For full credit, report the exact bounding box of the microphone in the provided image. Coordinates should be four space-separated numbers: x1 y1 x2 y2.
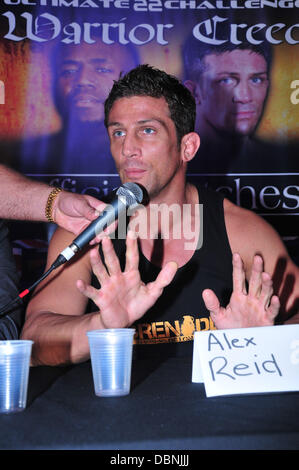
50 182 144 269
0 182 145 318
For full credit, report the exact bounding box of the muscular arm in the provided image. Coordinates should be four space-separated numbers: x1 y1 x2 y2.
22 229 177 366
224 199 299 323
20 228 105 366
0 165 52 221
0 164 103 234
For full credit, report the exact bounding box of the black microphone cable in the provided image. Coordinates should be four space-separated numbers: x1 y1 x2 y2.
0 263 57 318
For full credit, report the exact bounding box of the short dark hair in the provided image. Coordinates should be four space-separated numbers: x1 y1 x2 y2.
183 35 272 81
104 64 196 146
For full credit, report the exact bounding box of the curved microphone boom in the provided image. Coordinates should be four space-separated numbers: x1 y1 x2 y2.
0 183 144 318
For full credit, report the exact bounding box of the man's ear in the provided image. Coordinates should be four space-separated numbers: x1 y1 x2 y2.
184 80 201 104
181 132 200 163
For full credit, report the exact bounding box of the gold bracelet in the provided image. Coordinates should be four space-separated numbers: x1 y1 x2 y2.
45 187 63 223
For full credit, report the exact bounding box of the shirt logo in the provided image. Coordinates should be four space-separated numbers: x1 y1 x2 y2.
134 315 216 345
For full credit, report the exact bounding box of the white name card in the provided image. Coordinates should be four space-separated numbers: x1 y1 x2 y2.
192 324 299 397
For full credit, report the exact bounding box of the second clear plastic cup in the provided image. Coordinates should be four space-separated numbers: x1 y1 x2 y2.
87 329 135 397
0 340 33 413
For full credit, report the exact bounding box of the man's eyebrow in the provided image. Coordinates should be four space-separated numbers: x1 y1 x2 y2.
108 118 168 128
215 70 268 76
250 71 268 76
139 118 167 126
60 58 107 66
90 58 108 64
60 59 80 67
107 121 122 128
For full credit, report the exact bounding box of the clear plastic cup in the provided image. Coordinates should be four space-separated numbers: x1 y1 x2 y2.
0 340 33 413
87 329 135 397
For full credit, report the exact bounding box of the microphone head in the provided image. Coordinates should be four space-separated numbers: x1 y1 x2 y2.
116 182 145 207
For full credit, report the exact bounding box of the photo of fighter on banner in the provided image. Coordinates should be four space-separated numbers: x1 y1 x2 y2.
0 2 298 289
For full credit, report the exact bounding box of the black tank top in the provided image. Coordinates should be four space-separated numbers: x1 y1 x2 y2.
90 186 233 358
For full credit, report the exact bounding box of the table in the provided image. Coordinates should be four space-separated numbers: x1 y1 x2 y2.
0 355 299 450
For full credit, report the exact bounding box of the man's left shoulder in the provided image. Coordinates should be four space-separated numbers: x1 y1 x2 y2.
223 197 257 222
223 198 279 239
223 197 288 265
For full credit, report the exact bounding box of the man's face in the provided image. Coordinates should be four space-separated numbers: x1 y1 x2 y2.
107 96 183 200
55 42 134 123
195 49 269 136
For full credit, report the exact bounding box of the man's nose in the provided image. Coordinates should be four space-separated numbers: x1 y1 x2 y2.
122 132 140 158
75 65 95 87
233 80 252 103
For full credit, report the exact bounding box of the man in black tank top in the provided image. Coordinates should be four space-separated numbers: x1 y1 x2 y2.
89 186 233 358
21 65 299 367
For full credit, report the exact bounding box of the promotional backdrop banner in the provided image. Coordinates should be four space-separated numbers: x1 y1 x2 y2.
0 1 298 282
